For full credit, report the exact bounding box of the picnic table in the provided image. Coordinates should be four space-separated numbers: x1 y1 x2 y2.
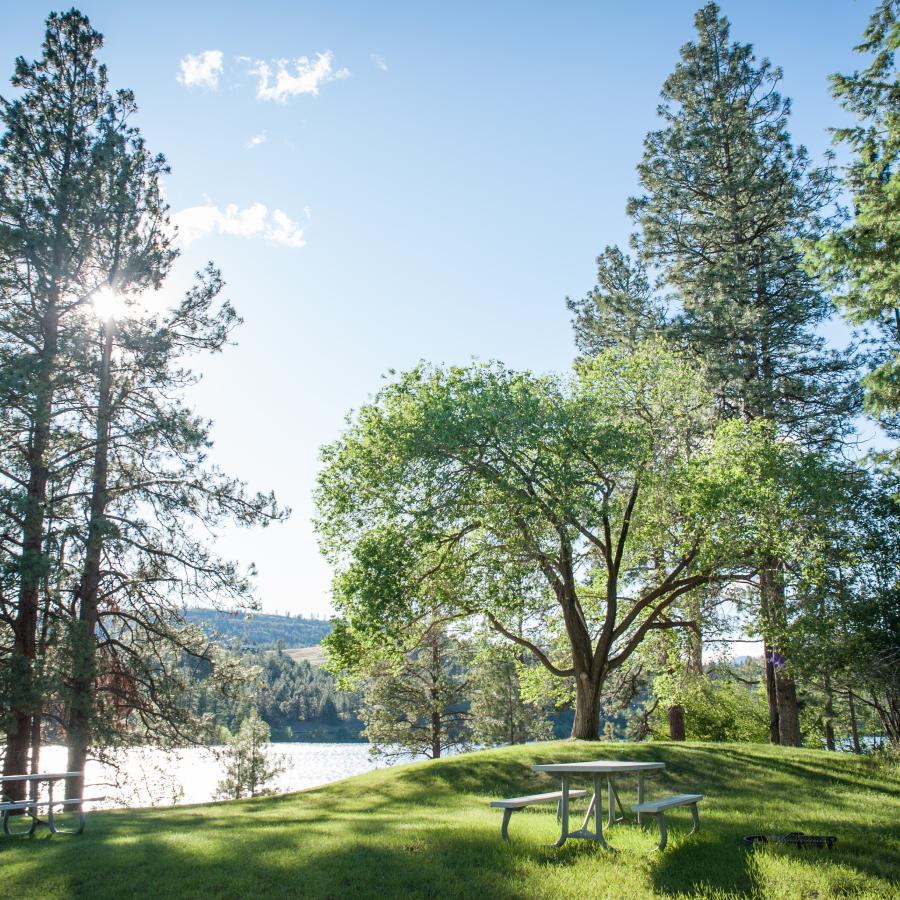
0 771 100 836
531 759 665 849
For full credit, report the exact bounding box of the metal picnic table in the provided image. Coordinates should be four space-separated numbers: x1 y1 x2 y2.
0 771 90 835
532 759 665 849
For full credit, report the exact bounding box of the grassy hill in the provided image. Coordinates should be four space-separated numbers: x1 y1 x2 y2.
285 645 328 666
3 741 897 898
184 608 330 649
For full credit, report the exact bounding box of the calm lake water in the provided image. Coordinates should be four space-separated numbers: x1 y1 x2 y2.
37 742 405 809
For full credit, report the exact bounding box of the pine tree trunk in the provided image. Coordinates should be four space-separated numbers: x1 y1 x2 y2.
66 322 114 800
775 669 801 746
571 673 601 740
431 709 441 759
430 631 442 759
760 559 801 746
823 672 836 752
848 689 862 754
668 704 686 741
763 637 780 744
3 304 58 802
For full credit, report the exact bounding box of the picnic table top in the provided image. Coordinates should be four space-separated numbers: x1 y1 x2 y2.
0 771 81 783
532 760 665 774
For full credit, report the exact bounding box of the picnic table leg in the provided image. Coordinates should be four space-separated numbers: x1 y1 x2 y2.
2 810 37 836
46 778 55 832
500 808 513 841
654 812 668 851
592 775 610 850
606 778 625 826
637 772 645 826
689 802 700 835
551 775 570 847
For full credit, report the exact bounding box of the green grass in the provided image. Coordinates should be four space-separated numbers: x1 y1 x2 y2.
2 741 898 898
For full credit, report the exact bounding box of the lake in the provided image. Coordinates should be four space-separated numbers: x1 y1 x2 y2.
37 742 406 809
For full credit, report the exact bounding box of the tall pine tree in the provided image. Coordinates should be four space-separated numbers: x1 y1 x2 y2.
0 11 173 797
627 2 857 745
807 0 900 464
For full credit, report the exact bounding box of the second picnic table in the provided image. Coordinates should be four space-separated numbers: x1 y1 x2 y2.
531 759 665 849
0 771 95 836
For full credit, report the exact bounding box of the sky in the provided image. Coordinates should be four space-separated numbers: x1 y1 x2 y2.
0 0 878 618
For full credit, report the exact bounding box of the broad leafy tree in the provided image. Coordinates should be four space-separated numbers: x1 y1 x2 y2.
316 343 786 739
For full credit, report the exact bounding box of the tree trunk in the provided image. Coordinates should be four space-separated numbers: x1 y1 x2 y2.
760 559 801 746
823 672 836 752
3 305 58 802
774 669 802 746
668 704 686 741
66 321 114 800
763 637 780 744
848 689 862 754
571 673 602 740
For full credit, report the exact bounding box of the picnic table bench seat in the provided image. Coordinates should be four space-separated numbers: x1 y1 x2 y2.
491 789 588 840
631 792 703 850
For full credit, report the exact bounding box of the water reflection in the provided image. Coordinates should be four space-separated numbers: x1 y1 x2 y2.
37 743 409 809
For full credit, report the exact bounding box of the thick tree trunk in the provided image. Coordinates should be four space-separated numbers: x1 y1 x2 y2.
763 637 780 744
759 560 801 746
774 669 801 746
571 674 602 740
3 305 58 802
668 704 686 741
66 322 114 800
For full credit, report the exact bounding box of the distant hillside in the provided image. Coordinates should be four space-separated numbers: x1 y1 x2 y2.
185 608 331 649
286 645 328 667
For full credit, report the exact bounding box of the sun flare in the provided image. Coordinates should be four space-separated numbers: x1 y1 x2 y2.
92 286 128 322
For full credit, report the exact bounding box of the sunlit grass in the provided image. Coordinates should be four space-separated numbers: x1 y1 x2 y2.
1 741 897 898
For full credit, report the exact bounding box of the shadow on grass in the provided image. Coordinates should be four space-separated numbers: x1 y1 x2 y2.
2 742 898 899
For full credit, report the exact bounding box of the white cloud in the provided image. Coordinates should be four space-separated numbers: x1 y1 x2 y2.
247 132 267 148
371 54 388 72
251 51 349 102
173 203 306 249
177 50 224 89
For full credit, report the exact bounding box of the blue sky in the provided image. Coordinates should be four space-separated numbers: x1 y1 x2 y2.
1 1 875 617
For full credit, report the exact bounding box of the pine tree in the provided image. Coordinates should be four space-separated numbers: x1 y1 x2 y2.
216 710 284 800
0 11 173 798
627 2 857 745
807 0 900 463
566 245 666 358
357 623 470 760
467 631 552 747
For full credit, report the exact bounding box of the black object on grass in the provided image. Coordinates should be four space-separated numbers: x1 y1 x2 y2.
743 832 837 850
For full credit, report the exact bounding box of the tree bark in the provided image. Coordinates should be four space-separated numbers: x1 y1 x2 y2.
759 559 801 746
762 637 780 744
3 304 58 802
66 321 114 800
571 673 602 740
848 689 862 754
823 671 836 752
668 704 686 741
774 669 802 746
